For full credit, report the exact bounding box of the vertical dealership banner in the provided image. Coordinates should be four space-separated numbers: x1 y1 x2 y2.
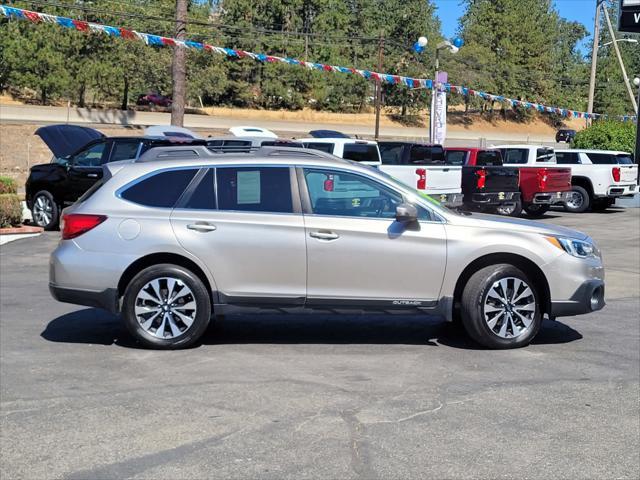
431 72 448 145
619 0 640 33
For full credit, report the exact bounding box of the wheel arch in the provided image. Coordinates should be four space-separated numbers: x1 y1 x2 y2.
452 253 551 317
571 176 594 197
118 252 214 301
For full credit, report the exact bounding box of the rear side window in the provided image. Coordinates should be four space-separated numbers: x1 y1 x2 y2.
556 152 581 164
586 153 633 165
343 143 381 162
121 169 198 208
216 167 292 213
444 150 467 166
110 140 141 162
536 148 556 163
476 151 502 166
304 142 335 154
501 148 529 164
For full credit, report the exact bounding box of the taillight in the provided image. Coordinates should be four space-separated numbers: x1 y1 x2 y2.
323 174 334 192
537 169 548 190
476 169 487 189
612 167 621 182
62 214 107 240
416 168 427 190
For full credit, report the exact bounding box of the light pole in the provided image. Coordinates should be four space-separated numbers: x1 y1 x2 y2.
600 38 638 47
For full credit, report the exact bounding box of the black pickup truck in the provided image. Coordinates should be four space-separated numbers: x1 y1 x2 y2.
26 125 206 229
444 148 521 216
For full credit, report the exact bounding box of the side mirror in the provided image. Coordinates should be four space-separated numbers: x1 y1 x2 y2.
396 203 418 223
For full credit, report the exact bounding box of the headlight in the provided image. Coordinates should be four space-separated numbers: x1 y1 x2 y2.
545 236 599 259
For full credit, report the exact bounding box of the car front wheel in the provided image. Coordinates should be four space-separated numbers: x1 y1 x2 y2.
460 264 542 349
122 264 211 349
31 190 59 230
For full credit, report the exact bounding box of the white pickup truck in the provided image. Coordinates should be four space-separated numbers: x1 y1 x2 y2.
299 137 463 207
555 149 638 212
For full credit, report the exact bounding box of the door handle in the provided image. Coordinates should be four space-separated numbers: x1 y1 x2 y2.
187 223 217 232
309 231 339 240
87 173 99 178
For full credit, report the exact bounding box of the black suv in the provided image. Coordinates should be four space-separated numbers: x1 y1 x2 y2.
26 125 205 229
555 129 576 143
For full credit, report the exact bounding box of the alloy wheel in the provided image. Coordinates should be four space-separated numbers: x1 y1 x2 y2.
134 277 197 339
483 277 536 339
566 191 584 210
33 195 53 227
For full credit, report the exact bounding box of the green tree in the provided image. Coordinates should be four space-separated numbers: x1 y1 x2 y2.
573 119 636 153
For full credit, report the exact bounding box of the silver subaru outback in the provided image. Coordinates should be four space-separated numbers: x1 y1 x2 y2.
49 146 605 350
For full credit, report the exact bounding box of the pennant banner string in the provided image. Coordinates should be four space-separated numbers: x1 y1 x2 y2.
0 6 635 122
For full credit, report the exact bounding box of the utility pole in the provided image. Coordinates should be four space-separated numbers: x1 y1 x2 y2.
374 33 384 141
171 0 188 127
587 0 602 117
602 3 638 111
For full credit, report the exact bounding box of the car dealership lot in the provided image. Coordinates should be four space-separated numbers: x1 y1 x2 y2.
1 208 639 479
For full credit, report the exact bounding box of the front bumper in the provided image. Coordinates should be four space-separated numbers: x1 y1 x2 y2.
465 191 520 206
550 280 605 317
49 283 120 314
533 191 571 204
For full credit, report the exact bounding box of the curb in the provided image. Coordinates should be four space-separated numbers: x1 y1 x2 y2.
0 225 44 235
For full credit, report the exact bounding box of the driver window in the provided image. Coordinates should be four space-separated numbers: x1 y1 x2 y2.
303 168 404 219
72 142 106 167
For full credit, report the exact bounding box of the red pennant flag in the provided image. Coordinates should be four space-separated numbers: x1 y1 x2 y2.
24 11 41 23
161 37 176 46
72 20 89 31
323 64 333 72
119 28 135 39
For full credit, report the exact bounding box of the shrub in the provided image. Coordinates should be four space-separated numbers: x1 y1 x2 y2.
0 194 23 228
572 120 636 153
0 176 17 194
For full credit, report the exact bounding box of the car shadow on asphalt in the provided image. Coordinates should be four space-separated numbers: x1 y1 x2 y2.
41 308 583 350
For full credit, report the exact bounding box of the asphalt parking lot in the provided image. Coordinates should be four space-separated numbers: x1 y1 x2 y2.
1 207 639 479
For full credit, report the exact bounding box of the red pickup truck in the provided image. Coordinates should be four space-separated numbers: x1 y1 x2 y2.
494 145 573 217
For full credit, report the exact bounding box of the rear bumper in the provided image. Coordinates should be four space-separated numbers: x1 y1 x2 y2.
49 283 120 314
550 280 605 318
465 191 520 206
532 191 571 204
434 193 464 207
605 184 637 197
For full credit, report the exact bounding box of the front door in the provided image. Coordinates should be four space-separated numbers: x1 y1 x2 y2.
171 166 307 305
300 167 447 308
64 141 109 204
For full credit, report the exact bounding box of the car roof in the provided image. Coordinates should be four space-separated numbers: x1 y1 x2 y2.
297 137 378 145
492 144 553 149
379 141 442 147
556 149 630 155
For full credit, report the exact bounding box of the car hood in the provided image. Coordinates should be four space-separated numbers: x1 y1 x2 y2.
35 124 104 158
447 211 588 240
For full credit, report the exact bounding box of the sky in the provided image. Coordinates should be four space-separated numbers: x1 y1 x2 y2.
433 0 597 53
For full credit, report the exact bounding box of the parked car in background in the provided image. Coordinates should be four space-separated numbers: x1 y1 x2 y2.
136 92 172 107
26 125 206 230
494 145 572 217
445 148 521 216
556 149 638 212
297 136 381 164
49 145 605 350
207 136 303 151
377 142 463 207
555 129 576 143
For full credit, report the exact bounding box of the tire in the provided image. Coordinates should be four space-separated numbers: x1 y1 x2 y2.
494 198 523 217
523 203 550 217
564 186 590 213
122 264 211 349
31 190 59 230
460 264 542 349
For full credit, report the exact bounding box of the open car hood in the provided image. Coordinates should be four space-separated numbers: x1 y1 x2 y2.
35 124 105 158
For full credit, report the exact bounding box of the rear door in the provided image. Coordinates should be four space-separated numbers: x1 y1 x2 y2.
171 165 307 304
64 140 109 204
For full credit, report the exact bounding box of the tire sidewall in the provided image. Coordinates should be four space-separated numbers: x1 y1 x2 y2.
462 265 542 349
122 264 211 349
32 191 59 230
495 198 522 217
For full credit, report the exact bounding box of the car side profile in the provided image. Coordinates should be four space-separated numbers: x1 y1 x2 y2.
49 146 605 350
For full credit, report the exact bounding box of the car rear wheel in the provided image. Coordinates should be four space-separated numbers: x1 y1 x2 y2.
494 198 522 217
523 203 550 217
460 264 542 349
31 191 59 230
564 186 590 213
122 264 211 349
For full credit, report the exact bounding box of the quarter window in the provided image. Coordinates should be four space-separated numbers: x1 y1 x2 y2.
216 167 293 213
304 142 334 154
183 169 215 210
121 169 198 208
303 169 403 219
72 142 106 167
